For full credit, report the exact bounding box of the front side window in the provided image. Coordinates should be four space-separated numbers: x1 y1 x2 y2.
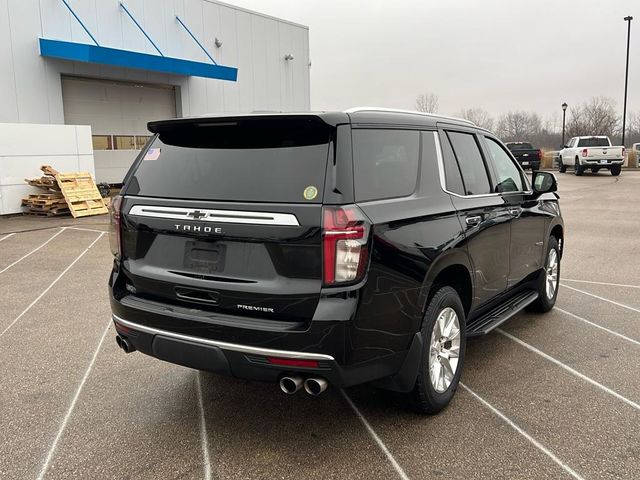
447 131 491 195
353 129 419 201
484 137 524 193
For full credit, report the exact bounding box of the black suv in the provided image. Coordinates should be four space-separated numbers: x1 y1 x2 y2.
109 108 563 413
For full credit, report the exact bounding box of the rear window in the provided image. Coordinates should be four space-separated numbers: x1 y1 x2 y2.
125 119 331 203
352 129 419 202
577 137 610 147
507 143 533 150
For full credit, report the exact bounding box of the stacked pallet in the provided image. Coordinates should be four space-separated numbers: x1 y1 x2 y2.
23 165 108 218
21 192 70 217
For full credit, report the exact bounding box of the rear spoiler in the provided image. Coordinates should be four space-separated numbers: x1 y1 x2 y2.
148 113 349 133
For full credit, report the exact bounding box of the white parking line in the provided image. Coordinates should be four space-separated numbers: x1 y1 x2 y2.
196 372 212 480
36 319 111 480
340 389 410 480
0 228 64 274
563 278 640 289
497 328 640 412
460 383 585 480
0 233 105 339
561 283 640 314
0 233 16 242
555 307 640 347
65 226 110 234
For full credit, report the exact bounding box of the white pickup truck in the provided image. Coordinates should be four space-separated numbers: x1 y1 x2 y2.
558 136 624 176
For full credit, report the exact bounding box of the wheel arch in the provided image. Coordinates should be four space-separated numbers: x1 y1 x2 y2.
549 222 564 258
421 251 473 318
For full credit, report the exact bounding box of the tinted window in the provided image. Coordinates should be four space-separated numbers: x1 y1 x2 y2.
438 132 464 195
447 131 491 195
126 123 330 203
577 137 610 147
506 142 533 150
485 137 524 193
353 129 419 201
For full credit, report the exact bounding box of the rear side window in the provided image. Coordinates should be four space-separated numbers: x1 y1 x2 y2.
438 132 465 195
577 137 610 147
125 120 331 203
352 129 419 202
447 131 491 195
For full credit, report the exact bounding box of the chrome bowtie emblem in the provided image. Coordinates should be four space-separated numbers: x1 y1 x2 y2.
188 210 207 219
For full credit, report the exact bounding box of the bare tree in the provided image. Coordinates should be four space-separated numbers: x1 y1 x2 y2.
566 96 620 139
496 111 542 141
456 108 494 130
415 93 439 113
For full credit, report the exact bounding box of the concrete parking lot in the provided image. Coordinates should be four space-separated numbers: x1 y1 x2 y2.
1 171 639 480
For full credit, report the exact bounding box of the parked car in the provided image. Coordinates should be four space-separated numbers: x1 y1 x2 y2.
108 108 564 414
631 143 640 168
558 136 624 176
505 142 542 170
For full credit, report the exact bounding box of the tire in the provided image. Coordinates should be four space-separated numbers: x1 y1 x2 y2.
574 160 584 176
558 158 567 173
410 286 466 414
528 236 560 313
611 165 621 176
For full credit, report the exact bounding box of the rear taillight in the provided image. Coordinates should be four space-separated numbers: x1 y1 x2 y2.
582 148 588 157
322 205 370 286
537 150 543 160
109 195 123 258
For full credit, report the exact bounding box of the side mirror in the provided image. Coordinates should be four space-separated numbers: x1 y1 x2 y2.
532 171 557 194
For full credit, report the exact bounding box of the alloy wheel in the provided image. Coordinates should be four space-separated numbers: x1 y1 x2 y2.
428 307 461 393
546 249 559 299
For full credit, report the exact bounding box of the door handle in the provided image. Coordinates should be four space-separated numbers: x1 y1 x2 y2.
508 208 521 217
465 215 482 226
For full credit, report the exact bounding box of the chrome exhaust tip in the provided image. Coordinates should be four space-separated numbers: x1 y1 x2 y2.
303 377 328 396
279 376 303 394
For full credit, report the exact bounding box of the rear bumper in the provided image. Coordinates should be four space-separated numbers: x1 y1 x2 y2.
517 160 540 169
581 159 624 166
110 306 420 391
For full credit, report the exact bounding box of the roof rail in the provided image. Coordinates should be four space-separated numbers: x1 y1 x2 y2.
344 107 475 126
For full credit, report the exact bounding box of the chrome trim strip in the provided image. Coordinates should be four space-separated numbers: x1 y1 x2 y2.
128 205 300 226
112 314 335 361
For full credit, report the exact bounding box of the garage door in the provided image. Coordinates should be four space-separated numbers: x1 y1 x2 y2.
62 76 176 184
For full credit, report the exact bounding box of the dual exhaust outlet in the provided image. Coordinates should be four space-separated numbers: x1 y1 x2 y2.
115 334 326 395
280 375 328 396
115 335 135 354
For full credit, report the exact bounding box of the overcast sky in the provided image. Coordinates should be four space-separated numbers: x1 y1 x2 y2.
229 0 638 124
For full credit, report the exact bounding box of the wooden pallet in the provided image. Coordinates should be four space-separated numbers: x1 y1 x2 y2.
21 192 69 216
55 172 108 218
24 208 71 217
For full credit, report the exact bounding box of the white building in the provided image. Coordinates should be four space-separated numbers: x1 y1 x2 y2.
0 0 310 215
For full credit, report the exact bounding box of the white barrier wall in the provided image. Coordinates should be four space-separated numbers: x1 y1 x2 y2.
0 123 95 215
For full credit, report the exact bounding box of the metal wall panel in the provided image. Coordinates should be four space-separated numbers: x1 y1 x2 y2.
0 0 310 124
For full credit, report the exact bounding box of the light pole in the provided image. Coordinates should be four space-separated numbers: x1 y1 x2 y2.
622 16 633 147
561 102 568 146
